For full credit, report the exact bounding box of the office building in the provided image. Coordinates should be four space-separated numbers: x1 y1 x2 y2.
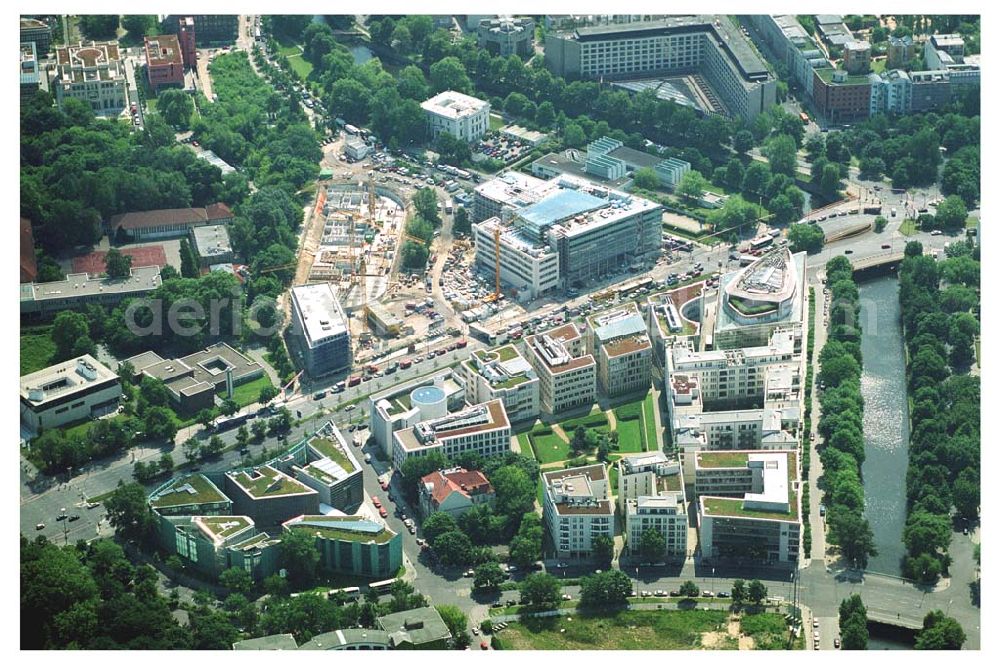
909 70 953 111
713 247 806 351
19 355 122 432
159 515 259 578
20 17 52 55
544 16 777 122
625 494 688 558
477 16 535 58
51 41 129 117
289 283 351 377
108 203 234 241
20 266 163 316
291 426 365 512
842 40 871 75
473 172 547 222
471 217 560 300
695 450 800 564
20 42 46 103
419 467 495 519
812 68 872 122
148 474 232 517
224 465 320 529
588 306 653 397
191 224 233 266
297 629 391 650
923 35 980 90
584 136 691 188
178 17 197 68
542 464 614 559
233 634 298 650
524 323 597 415
378 607 453 650
145 35 185 91
283 515 402 578
161 15 238 46
461 344 540 425
887 34 916 69
645 288 702 364
369 371 466 455
391 399 511 470
421 90 490 143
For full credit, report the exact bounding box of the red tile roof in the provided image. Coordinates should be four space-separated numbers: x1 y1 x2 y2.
420 468 494 506
109 203 233 232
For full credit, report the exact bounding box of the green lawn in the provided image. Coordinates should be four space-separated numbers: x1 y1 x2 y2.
516 433 533 455
228 376 273 407
287 53 313 79
740 612 791 650
899 219 918 236
613 401 646 451
530 431 571 464
641 394 660 451
560 409 609 433
489 113 504 131
21 327 57 375
495 608 730 650
609 466 619 495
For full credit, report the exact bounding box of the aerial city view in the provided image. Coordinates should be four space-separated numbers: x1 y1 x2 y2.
18 11 981 653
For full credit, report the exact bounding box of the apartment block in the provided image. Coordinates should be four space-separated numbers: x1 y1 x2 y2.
524 323 597 415
369 371 466 455
542 464 614 559
145 35 185 91
588 307 652 397
421 90 490 142
887 34 916 68
544 16 777 122
52 41 129 117
477 16 535 57
625 495 688 558
19 355 122 432
695 450 800 564
289 283 351 377
283 515 402 579
461 344 540 425
391 399 511 470
645 287 703 364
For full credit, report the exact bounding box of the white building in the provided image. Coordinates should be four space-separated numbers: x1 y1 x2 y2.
51 41 129 117
472 217 560 301
625 495 688 558
472 171 548 222
695 450 801 564
461 344 540 425
288 283 351 377
391 399 511 470
20 266 163 316
344 136 370 161
588 307 653 397
523 323 596 415
20 355 122 432
421 90 491 142
368 372 466 455
542 463 614 559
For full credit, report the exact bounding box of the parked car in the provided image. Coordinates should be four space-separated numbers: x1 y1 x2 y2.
68 515 80 522
35 523 45 530
834 638 841 648
379 508 388 518
702 591 715 598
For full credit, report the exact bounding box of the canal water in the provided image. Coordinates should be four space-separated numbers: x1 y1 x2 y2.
857 274 909 576
349 45 374 65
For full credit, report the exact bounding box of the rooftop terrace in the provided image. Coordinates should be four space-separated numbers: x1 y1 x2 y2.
230 466 315 498
150 474 229 509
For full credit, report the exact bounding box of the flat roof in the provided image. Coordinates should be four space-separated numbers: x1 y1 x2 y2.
191 224 232 255
21 266 162 305
20 354 118 406
228 465 316 499
297 629 391 650
284 515 396 544
394 399 509 453
149 474 229 509
233 633 298 650
698 450 798 522
290 283 349 347
421 90 489 120
519 189 607 229
145 34 183 67
378 607 452 647
194 515 254 543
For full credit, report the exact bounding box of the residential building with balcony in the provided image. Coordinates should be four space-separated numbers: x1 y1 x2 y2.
625 494 688 559
524 323 597 415
391 399 511 470
461 344 540 425
543 463 614 559
588 307 652 397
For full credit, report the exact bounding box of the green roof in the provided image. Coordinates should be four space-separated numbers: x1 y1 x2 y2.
496 345 520 362
308 437 357 474
291 516 396 544
815 68 871 85
696 452 752 469
701 452 798 521
150 474 228 509
231 466 315 498
198 516 253 540
660 472 683 493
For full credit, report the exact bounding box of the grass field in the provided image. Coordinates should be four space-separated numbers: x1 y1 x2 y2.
21 327 57 375
899 219 918 236
613 401 645 451
530 431 571 463
560 409 609 433
641 394 659 450
516 433 533 455
489 113 504 131
287 53 313 79
495 609 730 650
740 612 790 650
228 376 273 407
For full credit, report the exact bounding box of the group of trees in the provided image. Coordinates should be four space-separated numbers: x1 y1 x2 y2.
838 594 869 649
788 222 825 254
579 569 632 608
400 187 440 269
730 579 768 609
816 257 877 569
898 241 980 582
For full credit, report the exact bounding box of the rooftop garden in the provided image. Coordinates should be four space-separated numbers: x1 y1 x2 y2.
150 474 227 508
696 452 751 469
815 68 872 85
727 296 778 316
233 468 313 498
200 516 252 539
308 437 357 473
701 452 798 521
296 522 396 544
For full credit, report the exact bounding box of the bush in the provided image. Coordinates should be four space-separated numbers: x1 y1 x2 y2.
531 425 553 436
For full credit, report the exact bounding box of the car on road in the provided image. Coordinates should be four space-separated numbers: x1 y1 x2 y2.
371 496 382 508
408 525 416 534
86 502 100 509
364 453 372 463
68 515 80 522
834 638 841 648
379 508 388 518
463 569 474 578
844 249 854 254
561 594 572 601
814 640 820 650
819 505 826 517
669 590 680 597
813 618 820 628
717 591 730 598
702 591 715 598
480 641 489 650
380 481 389 491
344 404 357 411
35 523 45 530
312 390 327 400
881 243 891 249
931 230 942 236
56 514 67 522
472 627 480 636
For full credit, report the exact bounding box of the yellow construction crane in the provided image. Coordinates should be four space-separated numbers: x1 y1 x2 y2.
483 226 502 303
367 172 378 229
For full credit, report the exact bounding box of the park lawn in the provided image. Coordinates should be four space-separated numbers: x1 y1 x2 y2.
495 608 730 650
560 408 609 433
530 432 571 464
641 394 660 450
516 432 533 456
287 53 313 79
489 113 504 131
21 327 57 375
613 401 646 451
899 219 918 236
228 376 273 407
740 612 790 650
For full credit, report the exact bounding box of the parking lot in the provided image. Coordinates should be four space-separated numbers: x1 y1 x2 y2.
473 130 533 165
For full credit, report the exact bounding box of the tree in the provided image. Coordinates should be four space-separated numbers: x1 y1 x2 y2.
820 162 843 197
473 562 505 591
508 513 543 567
250 420 267 443
915 610 966 650
638 527 665 561
827 506 877 568
839 594 868 649
104 481 155 543
580 569 632 607
429 57 471 93
435 132 471 165
535 101 557 128
731 579 748 607
158 90 195 129
763 134 798 176
122 15 157 37
422 512 459 544
452 206 471 236
906 552 944 583
51 310 91 361
104 248 133 278
934 195 968 231
435 604 468 642
592 534 614 568
432 530 474 566
143 406 178 442
79 15 120 39
733 129 753 154
519 572 560 607
903 511 952 558
679 580 700 597
676 170 708 200
788 222 825 253
183 437 202 463
179 238 199 278
951 469 980 520
632 167 661 191
563 122 586 148
219 566 253 594
747 579 767 605
279 529 320 588
874 215 887 233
